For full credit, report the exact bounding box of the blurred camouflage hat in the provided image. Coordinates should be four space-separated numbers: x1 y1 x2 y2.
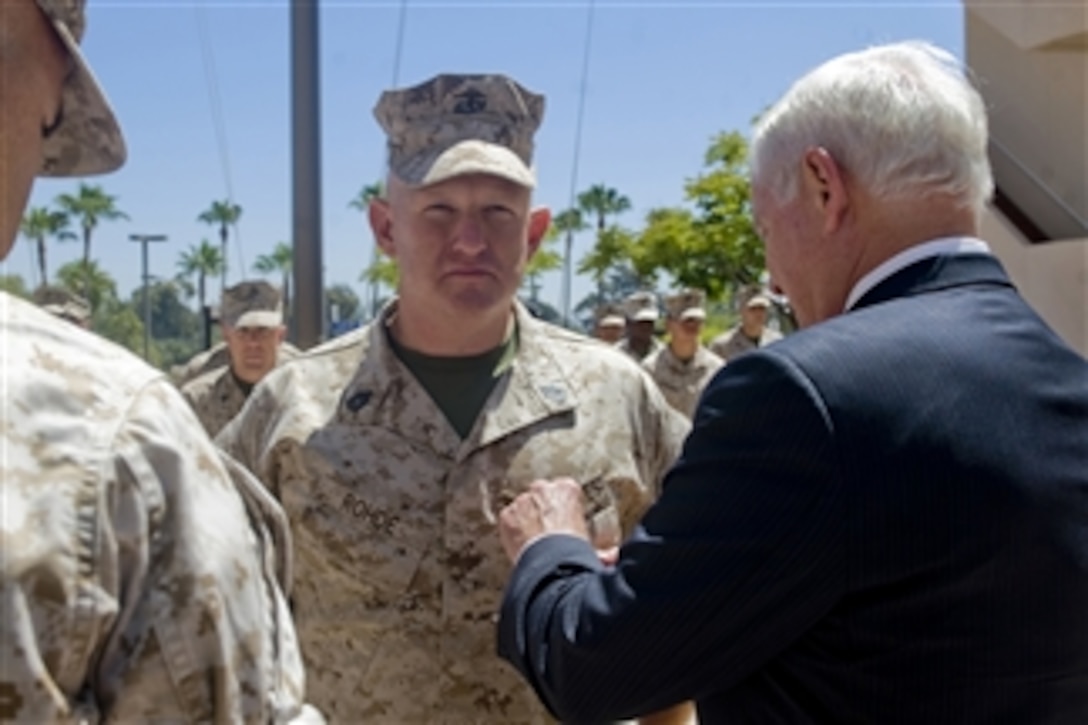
33 284 90 325
594 303 625 328
374 73 545 189
745 292 772 309
665 288 707 320
623 291 659 322
34 0 126 177
221 280 283 328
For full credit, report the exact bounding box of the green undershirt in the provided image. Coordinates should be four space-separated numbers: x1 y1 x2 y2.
388 326 518 439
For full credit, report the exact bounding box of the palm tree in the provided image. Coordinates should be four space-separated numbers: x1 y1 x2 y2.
20 206 75 286
578 184 632 234
55 184 128 297
552 208 589 322
348 181 385 318
177 240 225 337
197 199 242 293
253 242 293 322
577 185 632 300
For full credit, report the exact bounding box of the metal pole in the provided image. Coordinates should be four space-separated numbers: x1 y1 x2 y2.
129 234 167 361
291 0 323 349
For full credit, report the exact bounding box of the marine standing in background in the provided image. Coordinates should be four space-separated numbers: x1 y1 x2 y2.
615 290 664 362
709 288 783 362
642 288 724 419
182 279 294 437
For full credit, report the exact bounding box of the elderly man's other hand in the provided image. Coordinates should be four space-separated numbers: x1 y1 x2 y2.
499 477 590 563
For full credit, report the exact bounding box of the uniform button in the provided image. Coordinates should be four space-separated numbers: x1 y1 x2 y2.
346 391 372 411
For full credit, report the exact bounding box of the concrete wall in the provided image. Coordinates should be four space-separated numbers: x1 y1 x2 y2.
982 208 1088 354
965 0 1088 356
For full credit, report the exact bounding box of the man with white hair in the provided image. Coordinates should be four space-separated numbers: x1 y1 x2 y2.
494 41 1088 723
0 1 317 721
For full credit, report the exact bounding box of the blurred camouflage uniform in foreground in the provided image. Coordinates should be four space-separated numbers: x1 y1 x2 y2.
0 1 318 721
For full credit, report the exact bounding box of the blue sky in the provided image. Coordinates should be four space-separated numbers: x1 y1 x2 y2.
12 0 966 315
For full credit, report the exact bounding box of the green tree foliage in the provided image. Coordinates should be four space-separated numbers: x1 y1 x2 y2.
633 131 764 300
361 255 399 293
20 206 75 286
131 280 201 341
523 222 565 302
577 225 646 296
56 259 115 313
326 283 362 323
253 241 293 320
0 274 30 298
177 240 225 315
573 265 646 330
198 199 242 287
577 185 632 300
93 297 154 365
55 184 128 297
349 182 388 318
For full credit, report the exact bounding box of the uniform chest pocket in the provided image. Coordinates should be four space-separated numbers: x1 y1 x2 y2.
282 431 443 602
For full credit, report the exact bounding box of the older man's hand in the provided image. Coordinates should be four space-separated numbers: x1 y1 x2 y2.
499 477 590 563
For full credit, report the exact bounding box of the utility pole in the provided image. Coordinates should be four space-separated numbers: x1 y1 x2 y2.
291 0 323 349
129 233 168 361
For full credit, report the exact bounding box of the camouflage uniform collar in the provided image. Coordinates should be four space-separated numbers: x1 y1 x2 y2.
341 299 578 459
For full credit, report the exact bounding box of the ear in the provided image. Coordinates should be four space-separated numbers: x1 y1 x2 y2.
525 207 552 259
801 147 849 235
368 198 396 258
275 326 287 345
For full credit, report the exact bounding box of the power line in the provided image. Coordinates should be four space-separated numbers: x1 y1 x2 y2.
195 2 246 283
561 0 595 324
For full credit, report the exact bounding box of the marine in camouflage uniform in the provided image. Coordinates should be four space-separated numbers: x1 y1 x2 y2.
32 284 92 328
0 2 318 721
182 279 294 437
642 289 725 420
708 290 783 362
592 301 626 344
217 73 692 724
615 290 664 363
173 336 302 387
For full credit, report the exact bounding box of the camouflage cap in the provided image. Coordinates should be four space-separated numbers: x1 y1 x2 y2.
33 284 90 325
34 0 126 177
221 280 283 329
665 288 707 320
745 293 772 309
623 291 659 323
374 73 545 189
594 303 625 328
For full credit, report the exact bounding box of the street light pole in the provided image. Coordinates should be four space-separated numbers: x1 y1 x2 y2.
291 0 323 349
129 233 168 361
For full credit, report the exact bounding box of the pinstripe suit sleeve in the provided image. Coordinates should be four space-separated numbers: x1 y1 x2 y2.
498 349 848 723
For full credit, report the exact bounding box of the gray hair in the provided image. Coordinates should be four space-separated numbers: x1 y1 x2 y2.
750 41 994 219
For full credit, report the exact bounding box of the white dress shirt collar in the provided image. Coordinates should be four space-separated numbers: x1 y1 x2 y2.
844 236 991 312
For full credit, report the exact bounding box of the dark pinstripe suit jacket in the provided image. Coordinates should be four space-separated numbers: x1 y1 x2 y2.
498 253 1088 724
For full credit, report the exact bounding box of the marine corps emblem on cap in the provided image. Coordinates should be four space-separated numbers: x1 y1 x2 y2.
665 289 707 321
623 291 659 323
221 280 284 329
34 0 127 177
374 73 545 189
